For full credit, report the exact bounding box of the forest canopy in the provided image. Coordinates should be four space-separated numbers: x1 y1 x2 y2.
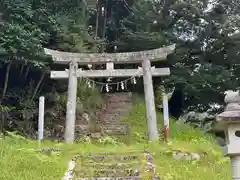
0 0 240 135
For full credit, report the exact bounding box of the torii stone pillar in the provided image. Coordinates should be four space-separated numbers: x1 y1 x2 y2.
65 60 78 142
142 59 158 140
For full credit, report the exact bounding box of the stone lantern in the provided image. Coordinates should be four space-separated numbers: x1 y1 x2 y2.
216 90 240 180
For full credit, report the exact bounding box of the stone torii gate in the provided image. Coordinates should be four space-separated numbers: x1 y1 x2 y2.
44 44 175 143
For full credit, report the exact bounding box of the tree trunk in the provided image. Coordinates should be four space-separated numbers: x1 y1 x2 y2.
0 106 4 134
95 2 100 38
100 2 108 53
0 62 11 104
38 83 44 95
31 71 45 100
24 65 30 80
20 64 25 76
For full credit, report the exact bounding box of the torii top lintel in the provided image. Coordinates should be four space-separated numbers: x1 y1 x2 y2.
44 44 175 64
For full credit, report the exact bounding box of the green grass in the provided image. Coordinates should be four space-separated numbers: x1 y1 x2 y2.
122 102 231 179
0 101 231 180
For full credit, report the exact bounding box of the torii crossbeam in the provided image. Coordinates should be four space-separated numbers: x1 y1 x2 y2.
45 44 175 143
44 44 175 64
50 67 170 79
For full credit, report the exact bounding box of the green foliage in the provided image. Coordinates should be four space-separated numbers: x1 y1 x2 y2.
122 99 214 143
111 0 240 113
97 136 119 145
179 112 215 133
0 85 39 136
47 79 103 116
77 79 103 111
42 80 103 138
0 0 48 64
0 0 102 135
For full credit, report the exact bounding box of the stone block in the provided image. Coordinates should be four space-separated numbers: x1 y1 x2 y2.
100 124 129 135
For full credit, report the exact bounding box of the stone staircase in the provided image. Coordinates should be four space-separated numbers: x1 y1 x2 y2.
75 92 133 138
99 92 132 136
63 151 160 180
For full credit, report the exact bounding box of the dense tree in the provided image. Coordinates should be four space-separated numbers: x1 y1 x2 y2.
0 0 240 135
110 0 240 114
0 0 100 135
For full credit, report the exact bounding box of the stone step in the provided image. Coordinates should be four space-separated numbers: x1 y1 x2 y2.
104 92 132 97
100 129 128 136
107 99 132 103
71 151 159 180
76 169 140 178
106 104 132 110
101 120 127 124
75 125 89 130
102 117 126 122
73 92 133 137
74 123 129 134
101 118 127 123
76 176 140 180
106 107 131 112
100 124 129 135
105 109 129 117
101 119 123 123
100 124 128 129
95 115 123 121
105 94 132 97
106 104 132 109
85 154 139 160
106 100 132 105
105 95 132 101
104 115 129 119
